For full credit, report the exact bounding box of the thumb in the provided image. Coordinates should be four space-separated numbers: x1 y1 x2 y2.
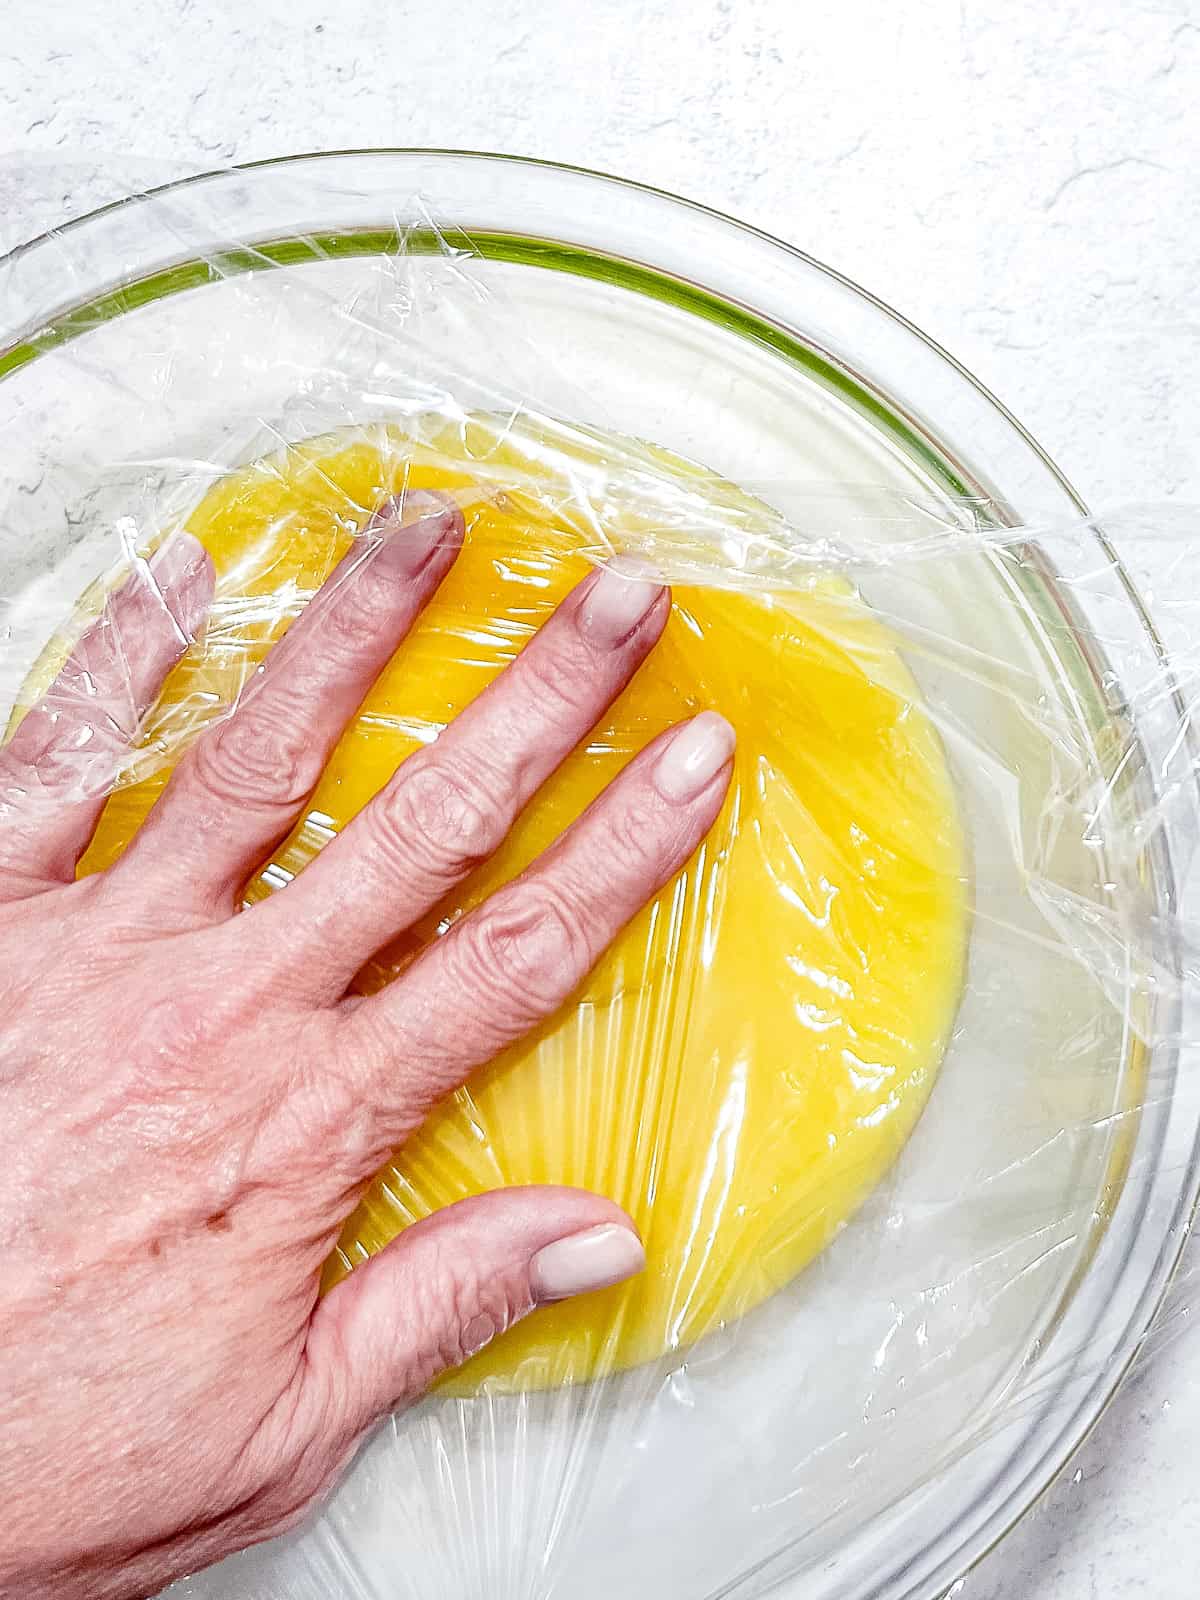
301 1186 644 1443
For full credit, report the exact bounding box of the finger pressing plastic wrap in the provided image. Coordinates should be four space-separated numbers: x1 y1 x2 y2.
2 163 1199 1600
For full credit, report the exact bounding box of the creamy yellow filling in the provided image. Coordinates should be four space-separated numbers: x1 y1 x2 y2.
36 425 966 1391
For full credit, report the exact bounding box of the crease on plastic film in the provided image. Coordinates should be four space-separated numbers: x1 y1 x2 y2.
2 176 1199 1600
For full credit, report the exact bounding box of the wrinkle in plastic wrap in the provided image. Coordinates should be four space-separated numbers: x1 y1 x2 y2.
2 172 1200 1600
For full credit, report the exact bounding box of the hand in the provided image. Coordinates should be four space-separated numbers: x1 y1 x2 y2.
0 492 735 1600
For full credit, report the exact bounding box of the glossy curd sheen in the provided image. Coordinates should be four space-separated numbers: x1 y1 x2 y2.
61 426 966 1390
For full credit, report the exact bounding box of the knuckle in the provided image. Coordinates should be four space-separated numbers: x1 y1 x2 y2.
600 792 672 878
409 1255 516 1386
129 990 215 1065
269 1014 423 1184
518 642 591 725
318 548 396 645
433 1297 509 1376
272 1037 382 1169
282 1061 360 1151
193 697 325 809
374 760 509 884
454 889 592 1027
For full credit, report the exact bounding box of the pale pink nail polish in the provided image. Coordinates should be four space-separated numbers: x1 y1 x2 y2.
148 530 209 589
653 712 736 803
144 532 213 638
374 491 462 576
578 562 665 648
530 1224 646 1304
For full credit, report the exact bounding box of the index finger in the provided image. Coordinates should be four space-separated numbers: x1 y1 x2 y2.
323 711 735 1172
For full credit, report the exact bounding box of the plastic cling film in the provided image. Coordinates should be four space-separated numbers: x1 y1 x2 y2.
25 421 967 1390
2 157 1200 1600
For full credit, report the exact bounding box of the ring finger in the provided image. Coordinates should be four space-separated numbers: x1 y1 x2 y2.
238 560 672 1002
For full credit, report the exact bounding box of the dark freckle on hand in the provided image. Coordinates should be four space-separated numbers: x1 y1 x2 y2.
149 1239 162 1257
205 1210 232 1233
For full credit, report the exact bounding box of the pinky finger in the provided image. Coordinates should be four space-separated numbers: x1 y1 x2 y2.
0 532 213 893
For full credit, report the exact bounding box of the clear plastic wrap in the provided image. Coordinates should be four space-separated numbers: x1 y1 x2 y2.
2 154 1199 1600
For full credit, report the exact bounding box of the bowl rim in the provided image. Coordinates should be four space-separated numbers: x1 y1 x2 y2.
0 144 1098 516
1 144 1183 698
1 146 1197 1600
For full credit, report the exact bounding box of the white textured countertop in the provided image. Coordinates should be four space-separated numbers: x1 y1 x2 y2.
3 1 1199 1594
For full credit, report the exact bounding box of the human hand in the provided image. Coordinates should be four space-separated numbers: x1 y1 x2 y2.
0 492 735 1599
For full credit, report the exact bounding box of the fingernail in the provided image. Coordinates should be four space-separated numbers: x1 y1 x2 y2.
373 490 463 576
144 532 213 637
578 561 665 648
653 712 736 803
530 1224 646 1304
148 530 209 589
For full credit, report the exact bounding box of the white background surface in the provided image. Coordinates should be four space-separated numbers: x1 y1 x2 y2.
2 1 1199 1594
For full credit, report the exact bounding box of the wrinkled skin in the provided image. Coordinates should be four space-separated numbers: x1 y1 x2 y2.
0 493 734 1599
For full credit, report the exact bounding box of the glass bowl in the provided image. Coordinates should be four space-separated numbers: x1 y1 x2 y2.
0 151 1196 1600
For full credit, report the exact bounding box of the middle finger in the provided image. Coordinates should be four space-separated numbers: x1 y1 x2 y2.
240 561 670 1002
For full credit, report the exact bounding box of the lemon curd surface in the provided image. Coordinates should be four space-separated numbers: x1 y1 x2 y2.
43 425 966 1390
